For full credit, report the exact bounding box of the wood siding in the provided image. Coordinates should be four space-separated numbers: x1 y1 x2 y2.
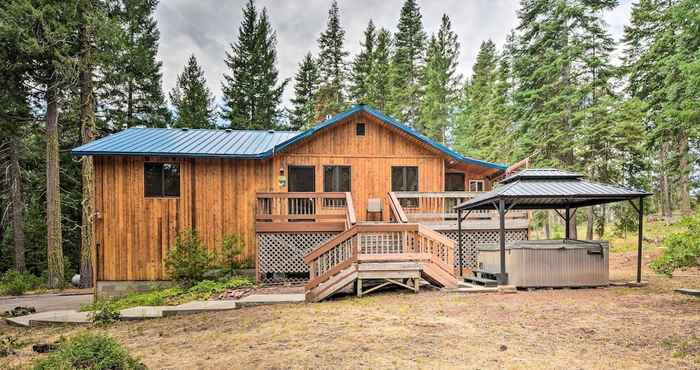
93 111 498 281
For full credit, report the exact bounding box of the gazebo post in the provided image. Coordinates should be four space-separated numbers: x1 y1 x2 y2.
458 209 463 277
637 197 644 283
564 206 570 240
498 198 507 285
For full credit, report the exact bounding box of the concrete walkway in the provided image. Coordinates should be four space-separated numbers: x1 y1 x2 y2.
5 294 305 327
0 293 93 313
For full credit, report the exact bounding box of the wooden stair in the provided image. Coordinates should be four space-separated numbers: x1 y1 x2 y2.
304 223 459 302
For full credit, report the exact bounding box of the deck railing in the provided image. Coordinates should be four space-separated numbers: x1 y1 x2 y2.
255 192 356 231
389 191 528 223
304 223 455 291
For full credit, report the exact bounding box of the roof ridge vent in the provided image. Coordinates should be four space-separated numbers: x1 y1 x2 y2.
181 128 188 131
225 129 232 133
267 129 275 133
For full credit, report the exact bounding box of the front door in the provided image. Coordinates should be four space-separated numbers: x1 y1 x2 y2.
288 166 315 217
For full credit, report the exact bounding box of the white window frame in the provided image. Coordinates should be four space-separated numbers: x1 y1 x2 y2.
469 180 485 192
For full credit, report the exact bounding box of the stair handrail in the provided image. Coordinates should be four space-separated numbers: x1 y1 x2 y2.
304 226 359 290
416 224 455 275
387 192 408 223
345 192 357 228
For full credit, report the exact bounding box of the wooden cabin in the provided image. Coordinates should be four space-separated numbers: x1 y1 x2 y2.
73 105 529 296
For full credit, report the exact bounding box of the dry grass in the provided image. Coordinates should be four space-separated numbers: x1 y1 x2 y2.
2 250 699 370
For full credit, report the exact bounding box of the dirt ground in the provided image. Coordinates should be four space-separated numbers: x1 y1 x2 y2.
2 249 699 370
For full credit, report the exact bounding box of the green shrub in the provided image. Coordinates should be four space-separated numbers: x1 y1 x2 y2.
220 234 246 271
89 299 121 325
651 209 700 275
33 333 144 370
165 229 216 287
0 270 44 296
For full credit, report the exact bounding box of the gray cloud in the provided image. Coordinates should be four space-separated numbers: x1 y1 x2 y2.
155 0 633 109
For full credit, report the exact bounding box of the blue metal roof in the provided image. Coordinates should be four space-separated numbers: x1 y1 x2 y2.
71 128 299 158
71 104 507 171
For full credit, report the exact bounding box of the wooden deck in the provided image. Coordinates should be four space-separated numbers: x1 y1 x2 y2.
304 223 458 301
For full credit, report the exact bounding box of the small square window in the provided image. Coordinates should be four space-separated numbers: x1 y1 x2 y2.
356 123 366 136
144 162 180 197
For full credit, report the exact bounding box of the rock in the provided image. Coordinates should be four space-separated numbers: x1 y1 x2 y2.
71 274 81 286
499 344 508 351
33 343 59 353
4 306 36 317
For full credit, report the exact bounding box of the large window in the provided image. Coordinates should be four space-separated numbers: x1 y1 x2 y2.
392 166 418 208
323 166 351 192
144 162 180 197
445 173 465 191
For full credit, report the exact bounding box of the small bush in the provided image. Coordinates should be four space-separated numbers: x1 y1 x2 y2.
0 270 44 296
33 333 144 370
90 299 121 325
1 335 24 358
651 209 700 276
220 234 246 271
165 229 216 287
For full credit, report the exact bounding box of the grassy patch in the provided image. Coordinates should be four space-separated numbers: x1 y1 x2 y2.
81 276 254 312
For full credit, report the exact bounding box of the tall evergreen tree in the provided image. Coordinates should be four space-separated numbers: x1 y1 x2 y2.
366 28 392 111
454 40 498 158
349 20 376 104
222 0 287 129
290 52 319 130
419 14 461 144
99 0 170 128
170 54 216 129
315 0 348 120
387 0 426 128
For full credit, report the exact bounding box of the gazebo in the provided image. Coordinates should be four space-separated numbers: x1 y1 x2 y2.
454 169 652 285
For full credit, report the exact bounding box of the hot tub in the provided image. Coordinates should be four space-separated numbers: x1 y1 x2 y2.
478 240 609 288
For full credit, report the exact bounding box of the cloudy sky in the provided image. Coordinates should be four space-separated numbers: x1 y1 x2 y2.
155 0 635 109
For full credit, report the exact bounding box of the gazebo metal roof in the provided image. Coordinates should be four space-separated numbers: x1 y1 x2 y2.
455 169 652 211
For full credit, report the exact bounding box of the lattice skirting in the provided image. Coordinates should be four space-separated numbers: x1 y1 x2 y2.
440 229 529 269
257 232 338 283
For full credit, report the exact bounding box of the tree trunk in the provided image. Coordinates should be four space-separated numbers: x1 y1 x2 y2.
544 211 550 239
678 131 691 215
46 84 64 289
9 137 26 272
79 3 96 288
659 142 673 222
586 207 594 240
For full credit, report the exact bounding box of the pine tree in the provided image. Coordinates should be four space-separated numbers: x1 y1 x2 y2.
349 20 376 104
170 55 216 129
387 0 426 128
366 28 392 111
222 0 287 129
419 14 461 144
290 52 319 130
99 0 170 128
454 40 498 158
315 0 349 120
1 0 83 287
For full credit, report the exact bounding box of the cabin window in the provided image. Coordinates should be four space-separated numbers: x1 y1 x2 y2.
356 122 366 136
469 180 485 192
323 166 351 192
445 173 465 191
144 162 180 197
392 166 418 208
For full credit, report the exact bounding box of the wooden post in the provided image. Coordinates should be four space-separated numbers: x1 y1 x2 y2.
564 206 570 240
457 209 463 277
637 197 644 283
498 199 507 285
